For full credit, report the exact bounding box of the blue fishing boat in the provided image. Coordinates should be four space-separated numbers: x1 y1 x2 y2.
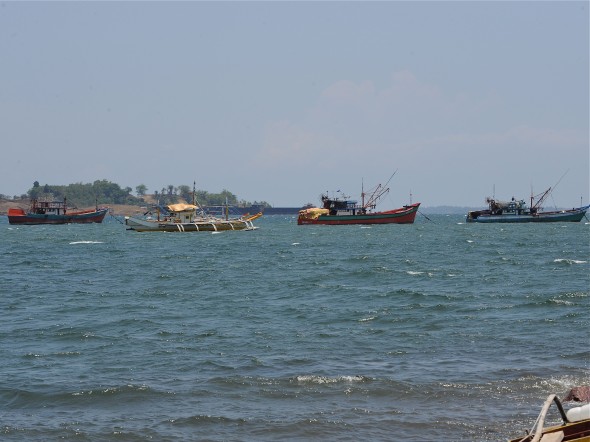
466 188 588 223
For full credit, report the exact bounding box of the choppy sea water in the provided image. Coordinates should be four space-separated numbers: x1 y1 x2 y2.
1 214 588 441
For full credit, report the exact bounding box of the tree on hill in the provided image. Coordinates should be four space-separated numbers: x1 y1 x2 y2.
135 184 147 196
177 185 192 203
14 180 271 208
193 189 238 206
27 180 143 207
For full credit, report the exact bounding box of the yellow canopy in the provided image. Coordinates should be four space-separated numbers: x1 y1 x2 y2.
167 203 197 212
299 207 329 220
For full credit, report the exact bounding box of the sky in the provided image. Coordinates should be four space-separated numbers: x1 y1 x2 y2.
1 1 588 208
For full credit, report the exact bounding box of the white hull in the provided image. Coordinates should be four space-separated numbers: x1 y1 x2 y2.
125 216 257 232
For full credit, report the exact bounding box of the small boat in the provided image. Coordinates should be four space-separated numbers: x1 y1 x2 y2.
467 188 589 223
508 394 590 442
297 176 420 225
125 203 262 232
7 198 109 225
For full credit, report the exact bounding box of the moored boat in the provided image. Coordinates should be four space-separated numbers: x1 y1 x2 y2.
125 203 262 232
7 198 109 225
508 394 590 442
298 177 420 225
467 188 589 223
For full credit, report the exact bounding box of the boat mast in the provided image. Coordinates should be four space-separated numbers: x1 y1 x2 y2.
363 171 396 209
361 178 365 208
530 170 570 210
532 187 551 210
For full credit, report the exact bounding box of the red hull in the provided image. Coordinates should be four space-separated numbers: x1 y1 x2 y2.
298 203 420 225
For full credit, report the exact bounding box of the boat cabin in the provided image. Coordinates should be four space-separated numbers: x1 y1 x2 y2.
321 195 367 216
164 204 198 223
488 197 529 215
30 199 69 215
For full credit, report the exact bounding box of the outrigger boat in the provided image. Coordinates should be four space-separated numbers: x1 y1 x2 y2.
7 198 108 225
298 175 420 225
508 394 590 442
467 187 589 223
125 203 262 232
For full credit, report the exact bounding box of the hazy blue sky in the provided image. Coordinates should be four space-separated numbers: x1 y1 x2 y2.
1 1 588 207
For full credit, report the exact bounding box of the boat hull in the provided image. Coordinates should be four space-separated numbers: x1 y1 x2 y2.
7 207 109 225
466 206 588 223
298 203 420 225
125 214 260 232
508 394 590 442
509 419 590 442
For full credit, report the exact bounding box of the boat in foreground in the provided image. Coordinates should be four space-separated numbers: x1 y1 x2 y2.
7 198 109 225
467 188 589 223
298 177 420 225
125 203 262 232
508 394 590 442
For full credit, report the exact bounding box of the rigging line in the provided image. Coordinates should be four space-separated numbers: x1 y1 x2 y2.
552 169 569 190
383 170 398 190
543 169 569 204
365 171 397 208
418 210 433 222
550 193 558 210
109 212 126 225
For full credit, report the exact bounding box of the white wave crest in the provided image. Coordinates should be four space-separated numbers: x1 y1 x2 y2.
554 258 587 265
295 375 367 384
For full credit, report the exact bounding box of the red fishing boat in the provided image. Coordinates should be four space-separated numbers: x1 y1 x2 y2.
298 175 420 225
7 198 108 225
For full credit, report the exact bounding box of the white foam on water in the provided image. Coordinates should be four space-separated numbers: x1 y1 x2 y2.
554 258 587 264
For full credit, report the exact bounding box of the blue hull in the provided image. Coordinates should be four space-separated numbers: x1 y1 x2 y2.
8 208 109 225
467 206 588 223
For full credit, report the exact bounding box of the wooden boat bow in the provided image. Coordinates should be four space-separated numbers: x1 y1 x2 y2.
510 394 590 442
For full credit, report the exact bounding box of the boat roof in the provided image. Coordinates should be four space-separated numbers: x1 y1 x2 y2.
167 203 197 212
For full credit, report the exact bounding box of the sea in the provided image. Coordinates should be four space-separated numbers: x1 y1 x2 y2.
1 213 588 441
